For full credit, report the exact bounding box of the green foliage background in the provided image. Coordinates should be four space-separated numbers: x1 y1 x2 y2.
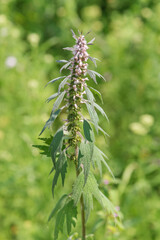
0 0 160 239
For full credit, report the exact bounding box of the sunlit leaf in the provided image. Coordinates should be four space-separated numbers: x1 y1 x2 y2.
39 109 61 136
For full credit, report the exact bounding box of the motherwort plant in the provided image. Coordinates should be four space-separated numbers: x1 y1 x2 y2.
36 30 120 240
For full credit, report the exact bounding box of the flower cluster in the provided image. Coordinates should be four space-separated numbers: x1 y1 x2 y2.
65 34 90 155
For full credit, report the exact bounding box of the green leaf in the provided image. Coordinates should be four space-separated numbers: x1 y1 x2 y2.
45 76 66 87
52 150 67 196
85 86 95 106
72 172 84 205
92 146 102 176
52 91 66 112
58 76 70 93
88 70 106 82
85 102 99 133
50 128 64 166
94 146 114 178
84 172 103 206
54 199 77 239
100 192 117 217
32 136 53 157
39 109 61 136
88 56 97 67
83 186 93 222
48 194 68 221
46 92 59 103
83 119 94 142
98 125 110 137
89 86 103 104
79 142 93 184
87 69 97 84
93 102 109 122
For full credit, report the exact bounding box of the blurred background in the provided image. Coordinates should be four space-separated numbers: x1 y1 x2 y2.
0 0 160 239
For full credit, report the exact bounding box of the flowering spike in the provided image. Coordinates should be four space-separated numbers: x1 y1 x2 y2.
36 30 121 240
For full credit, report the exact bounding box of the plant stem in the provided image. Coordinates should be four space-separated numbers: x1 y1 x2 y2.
80 195 86 240
75 146 86 240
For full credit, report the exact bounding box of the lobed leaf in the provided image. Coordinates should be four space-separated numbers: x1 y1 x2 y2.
94 146 114 178
54 199 77 239
93 102 109 122
85 102 99 133
72 172 84 205
39 109 61 136
52 150 67 196
48 194 68 221
50 128 64 166
79 142 94 184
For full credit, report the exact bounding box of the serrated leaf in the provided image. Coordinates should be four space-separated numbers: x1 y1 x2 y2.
84 173 103 206
100 192 117 217
58 75 70 92
54 199 77 239
93 102 109 122
72 172 84 205
50 128 64 166
94 146 114 178
52 150 67 196
83 119 94 142
79 142 93 184
52 91 66 112
45 76 66 87
39 109 61 136
46 92 59 103
85 102 99 133
60 61 72 73
48 194 68 221
89 86 103 103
